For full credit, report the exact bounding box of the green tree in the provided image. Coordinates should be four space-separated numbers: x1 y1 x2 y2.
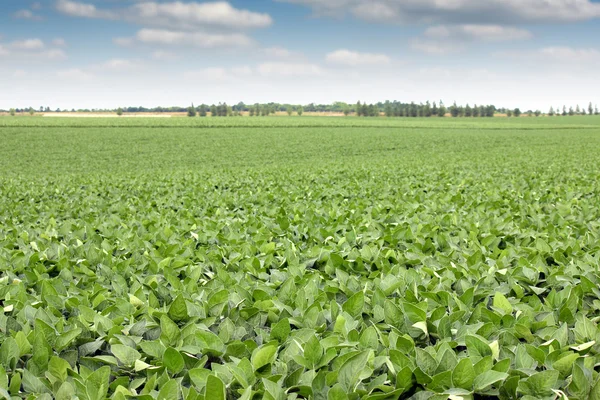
506 109 512 117
589 102 593 116
562 106 567 116
534 110 541 117
513 108 521 117
472 104 479 117
343 105 350 116
116 107 123 116
437 102 446 117
187 104 196 117
450 102 459 118
9 108 15 116
29 108 35 116
210 104 218 117
384 101 393 117
286 106 293 116
575 105 581 115
297 106 303 116
465 104 472 117
595 106 599 115
549 106 555 116
432 101 438 117
199 104 207 117
356 101 362 117
568 106 574 116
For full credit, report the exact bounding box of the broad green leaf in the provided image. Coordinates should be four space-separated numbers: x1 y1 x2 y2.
452 358 475 390
111 344 141 367
251 343 278 371
163 347 185 374
205 375 225 400
338 350 370 392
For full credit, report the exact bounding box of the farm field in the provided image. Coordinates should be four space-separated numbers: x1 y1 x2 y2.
1 117 600 399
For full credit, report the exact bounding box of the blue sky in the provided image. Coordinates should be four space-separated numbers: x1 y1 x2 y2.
1 0 599 110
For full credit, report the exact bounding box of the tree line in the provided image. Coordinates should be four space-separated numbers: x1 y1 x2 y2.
3 101 598 117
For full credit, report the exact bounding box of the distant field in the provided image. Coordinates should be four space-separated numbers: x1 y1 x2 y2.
1 117 600 399
1 115 599 129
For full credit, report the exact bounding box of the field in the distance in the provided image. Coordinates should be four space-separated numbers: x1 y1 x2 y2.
1 117 600 400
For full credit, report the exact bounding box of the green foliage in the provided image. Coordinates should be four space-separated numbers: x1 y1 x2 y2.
0 116 600 398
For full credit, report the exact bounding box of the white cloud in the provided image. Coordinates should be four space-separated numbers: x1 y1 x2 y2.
13 70 27 78
0 46 9 57
131 29 254 48
100 59 138 70
41 49 68 60
410 39 465 55
257 62 323 76
326 49 390 66
31 2 42 10
53 38 67 46
231 66 253 76
57 68 94 80
184 66 253 80
277 0 600 24
129 1 273 30
10 39 45 50
539 46 600 62
425 25 532 41
14 9 43 20
496 46 600 63
263 47 292 58
152 50 179 61
57 1 272 30
56 0 117 19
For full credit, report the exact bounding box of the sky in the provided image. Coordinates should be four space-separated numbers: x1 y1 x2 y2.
1 0 599 111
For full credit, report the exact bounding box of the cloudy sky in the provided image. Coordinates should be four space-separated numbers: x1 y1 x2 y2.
1 0 599 110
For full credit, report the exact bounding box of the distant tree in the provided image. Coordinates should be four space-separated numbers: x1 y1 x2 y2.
432 101 438 117
595 106 599 115
450 102 459 118
297 106 303 116
465 104 472 117
29 108 35 116
286 106 293 116
384 101 393 117
472 104 479 117
424 101 432 117
438 102 446 117
513 108 521 117
343 105 350 116
506 109 512 117
199 104 207 117
249 107 255 117
568 106 575 116
549 106 555 116
362 102 369 117
582 109 587 115
356 101 362 117
562 106 567 116
527 110 533 117
210 104 217 117
116 107 123 116
534 110 541 117
9 108 15 116
187 104 196 117
589 102 594 116
575 105 581 115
